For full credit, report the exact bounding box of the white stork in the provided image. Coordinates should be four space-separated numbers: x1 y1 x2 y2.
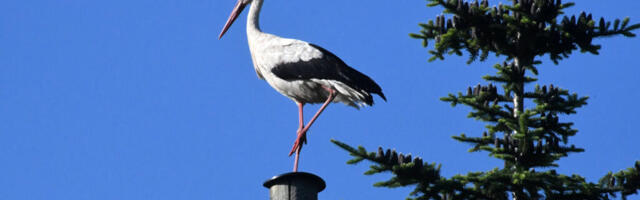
218 0 386 172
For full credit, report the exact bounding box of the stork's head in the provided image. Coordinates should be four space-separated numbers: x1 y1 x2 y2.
218 0 253 39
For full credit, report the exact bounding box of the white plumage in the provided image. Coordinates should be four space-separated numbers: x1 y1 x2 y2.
219 0 385 172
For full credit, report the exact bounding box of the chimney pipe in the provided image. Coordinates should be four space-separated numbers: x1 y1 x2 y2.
263 172 326 200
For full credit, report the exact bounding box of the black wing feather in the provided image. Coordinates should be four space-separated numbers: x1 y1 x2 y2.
271 43 386 104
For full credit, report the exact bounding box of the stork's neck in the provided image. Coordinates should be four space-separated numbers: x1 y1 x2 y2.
246 0 263 34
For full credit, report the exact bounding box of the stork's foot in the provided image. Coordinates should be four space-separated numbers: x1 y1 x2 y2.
288 130 307 156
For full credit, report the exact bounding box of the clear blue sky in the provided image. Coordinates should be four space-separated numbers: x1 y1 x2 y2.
1 0 639 199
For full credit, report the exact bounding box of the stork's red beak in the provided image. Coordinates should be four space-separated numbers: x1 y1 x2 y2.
219 0 247 39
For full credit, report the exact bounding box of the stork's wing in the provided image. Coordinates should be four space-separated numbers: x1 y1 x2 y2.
270 42 386 101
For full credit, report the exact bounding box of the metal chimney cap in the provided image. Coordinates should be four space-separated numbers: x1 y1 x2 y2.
263 172 326 192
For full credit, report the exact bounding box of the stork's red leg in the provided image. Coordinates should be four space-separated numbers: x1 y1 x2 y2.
296 102 306 145
293 102 304 172
297 102 305 132
289 88 336 157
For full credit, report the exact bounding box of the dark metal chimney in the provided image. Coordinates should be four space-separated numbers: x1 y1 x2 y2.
263 172 326 200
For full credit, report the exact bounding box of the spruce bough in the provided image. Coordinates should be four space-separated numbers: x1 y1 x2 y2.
332 0 640 199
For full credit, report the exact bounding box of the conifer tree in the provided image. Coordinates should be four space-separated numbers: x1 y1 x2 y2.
332 0 640 199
